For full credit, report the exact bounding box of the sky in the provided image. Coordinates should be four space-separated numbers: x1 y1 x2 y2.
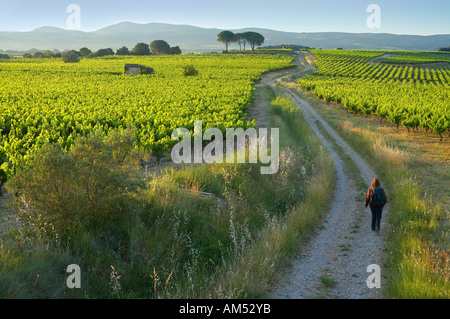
0 0 449 35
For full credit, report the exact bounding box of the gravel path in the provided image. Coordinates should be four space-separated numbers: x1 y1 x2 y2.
269 53 389 299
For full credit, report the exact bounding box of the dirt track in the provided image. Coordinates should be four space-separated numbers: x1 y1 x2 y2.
262 52 389 299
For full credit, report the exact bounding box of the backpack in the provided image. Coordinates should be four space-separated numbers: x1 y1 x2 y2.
370 187 385 208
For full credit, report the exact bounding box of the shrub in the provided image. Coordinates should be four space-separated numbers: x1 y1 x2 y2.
62 51 80 63
7 129 143 241
183 65 198 76
95 48 115 57
139 65 154 75
170 46 182 55
150 40 171 55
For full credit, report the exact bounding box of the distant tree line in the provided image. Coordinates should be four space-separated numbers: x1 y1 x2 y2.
12 40 182 63
438 46 450 52
217 31 265 52
258 44 312 51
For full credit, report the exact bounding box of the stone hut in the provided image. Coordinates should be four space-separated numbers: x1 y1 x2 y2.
124 64 140 75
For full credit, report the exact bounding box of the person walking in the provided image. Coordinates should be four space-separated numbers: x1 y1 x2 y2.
365 178 387 233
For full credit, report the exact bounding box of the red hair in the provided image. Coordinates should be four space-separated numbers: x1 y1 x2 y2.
371 178 381 188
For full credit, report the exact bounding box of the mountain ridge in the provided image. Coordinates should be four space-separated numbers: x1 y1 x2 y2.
1 21 449 53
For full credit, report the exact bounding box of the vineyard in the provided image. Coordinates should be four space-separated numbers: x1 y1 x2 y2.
380 51 450 64
298 50 450 139
0 54 293 178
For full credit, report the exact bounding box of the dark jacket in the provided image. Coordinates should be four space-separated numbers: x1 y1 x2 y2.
365 186 387 209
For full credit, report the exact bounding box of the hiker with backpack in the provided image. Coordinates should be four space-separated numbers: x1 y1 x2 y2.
365 178 387 233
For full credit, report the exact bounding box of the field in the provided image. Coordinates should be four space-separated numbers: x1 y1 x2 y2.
1 49 448 300
381 51 450 64
0 54 293 178
297 50 450 139
0 52 338 299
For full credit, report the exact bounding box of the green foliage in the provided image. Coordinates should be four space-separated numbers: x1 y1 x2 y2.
270 96 299 118
182 64 198 76
0 53 10 59
116 46 130 56
95 48 115 57
79 47 92 57
132 42 151 56
233 33 247 51
170 46 182 55
7 129 142 241
242 32 265 51
0 86 333 299
62 51 80 63
217 31 235 52
139 65 154 75
0 54 293 175
150 40 171 55
298 50 450 138
381 51 450 64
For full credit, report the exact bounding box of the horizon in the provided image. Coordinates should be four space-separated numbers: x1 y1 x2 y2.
0 0 449 36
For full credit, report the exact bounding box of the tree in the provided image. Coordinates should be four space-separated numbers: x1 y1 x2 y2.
132 42 151 56
33 52 44 58
0 54 10 59
116 46 130 55
242 32 265 51
62 50 80 63
42 50 56 58
170 46 182 55
150 40 171 55
79 47 92 57
217 31 235 52
233 33 248 51
95 48 115 57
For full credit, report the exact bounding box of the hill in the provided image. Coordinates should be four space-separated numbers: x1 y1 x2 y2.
0 22 449 53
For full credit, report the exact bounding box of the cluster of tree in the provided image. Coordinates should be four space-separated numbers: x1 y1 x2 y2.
258 44 312 51
23 50 62 59
438 46 450 52
118 41 182 56
20 40 182 63
0 53 10 59
217 31 265 52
